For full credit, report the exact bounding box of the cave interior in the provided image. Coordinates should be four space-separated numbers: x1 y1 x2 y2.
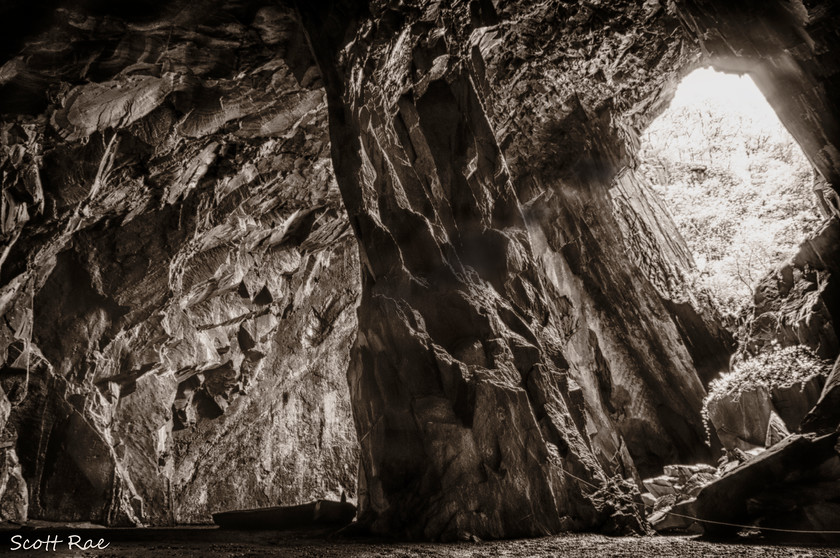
0 0 839 548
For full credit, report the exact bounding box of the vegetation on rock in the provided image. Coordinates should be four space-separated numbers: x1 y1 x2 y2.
701 342 832 442
708 342 831 398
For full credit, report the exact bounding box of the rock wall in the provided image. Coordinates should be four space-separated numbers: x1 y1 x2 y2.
673 0 840 502
298 0 735 540
740 218 839 360
700 218 839 461
672 0 840 189
0 1 358 525
1 0 837 541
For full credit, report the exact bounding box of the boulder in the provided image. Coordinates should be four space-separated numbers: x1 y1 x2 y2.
682 472 717 498
801 355 840 435
642 463 721 533
212 499 356 530
706 387 772 451
764 411 790 447
663 464 716 484
704 345 833 452
641 492 657 509
692 433 840 543
770 375 825 431
648 497 703 534
585 477 650 536
642 476 680 499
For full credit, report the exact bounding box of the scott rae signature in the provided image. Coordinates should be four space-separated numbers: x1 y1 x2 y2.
10 535 110 551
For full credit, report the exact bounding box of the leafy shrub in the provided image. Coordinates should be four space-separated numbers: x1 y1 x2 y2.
707 342 832 399
700 342 832 443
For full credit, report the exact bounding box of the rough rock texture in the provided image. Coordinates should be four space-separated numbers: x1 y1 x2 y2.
0 0 838 541
692 433 840 543
739 218 840 360
296 0 840 539
672 0 840 189
705 219 839 451
707 388 774 451
0 387 26 521
642 462 718 533
802 355 840 434
298 0 739 540
706 374 827 452
0 2 358 525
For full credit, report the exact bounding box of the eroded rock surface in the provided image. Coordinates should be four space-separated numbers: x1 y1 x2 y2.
692 433 840 543
298 0 740 540
802 356 840 435
0 0 838 541
739 218 840 360
705 361 830 452
704 219 839 452
0 2 358 525
672 1 840 189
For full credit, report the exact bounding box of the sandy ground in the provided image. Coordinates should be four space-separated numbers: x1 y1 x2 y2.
1 528 838 558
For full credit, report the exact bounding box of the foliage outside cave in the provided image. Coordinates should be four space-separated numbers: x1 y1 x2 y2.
639 69 823 316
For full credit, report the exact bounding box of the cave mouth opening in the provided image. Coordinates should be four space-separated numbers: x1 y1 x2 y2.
638 67 824 318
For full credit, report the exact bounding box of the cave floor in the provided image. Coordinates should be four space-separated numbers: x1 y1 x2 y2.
2 527 838 557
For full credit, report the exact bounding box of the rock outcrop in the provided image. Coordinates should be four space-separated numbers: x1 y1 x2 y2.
739 218 840 360
298 0 840 539
298 0 739 539
802 356 840 435
692 433 840 543
702 218 839 451
672 0 840 189
644 219 840 538
704 346 832 452
0 2 358 525
643 463 717 533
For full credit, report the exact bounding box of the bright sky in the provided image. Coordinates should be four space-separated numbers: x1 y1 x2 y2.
644 67 798 172
668 67 778 124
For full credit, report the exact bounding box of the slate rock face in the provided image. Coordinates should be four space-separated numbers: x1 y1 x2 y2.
704 219 839 452
298 0 739 539
0 386 26 522
706 372 828 452
740 218 840 360
297 0 840 539
802 356 840 435
0 0 838 541
0 1 358 525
